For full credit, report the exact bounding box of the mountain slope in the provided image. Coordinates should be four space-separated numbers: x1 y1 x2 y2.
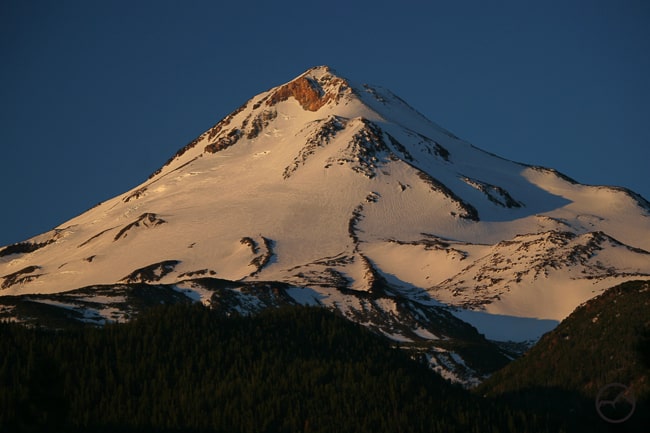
1 66 649 383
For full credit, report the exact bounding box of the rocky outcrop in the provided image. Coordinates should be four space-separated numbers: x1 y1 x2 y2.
266 67 349 111
461 176 523 208
114 213 166 241
283 116 347 179
1 265 43 289
121 260 180 283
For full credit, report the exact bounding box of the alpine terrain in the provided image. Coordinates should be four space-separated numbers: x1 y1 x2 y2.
2 66 650 384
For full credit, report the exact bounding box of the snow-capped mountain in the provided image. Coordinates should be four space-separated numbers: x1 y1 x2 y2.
2 66 649 384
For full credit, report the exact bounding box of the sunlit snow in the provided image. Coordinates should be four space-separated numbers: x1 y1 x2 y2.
1 65 649 348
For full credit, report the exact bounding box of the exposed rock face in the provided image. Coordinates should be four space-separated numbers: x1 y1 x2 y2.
1 265 42 289
266 67 350 111
267 76 330 111
114 213 166 241
204 128 243 154
121 260 180 283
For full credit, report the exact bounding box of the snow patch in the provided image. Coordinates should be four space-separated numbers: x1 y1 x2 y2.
285 287 325 306
451 308 558 342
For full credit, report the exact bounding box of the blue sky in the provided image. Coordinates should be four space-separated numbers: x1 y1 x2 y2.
1 0 649 246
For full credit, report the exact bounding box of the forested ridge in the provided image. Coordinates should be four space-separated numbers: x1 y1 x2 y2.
477 280 650 432
1 305 559 433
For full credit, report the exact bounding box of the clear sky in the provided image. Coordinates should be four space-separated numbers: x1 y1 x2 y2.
1 0 649 246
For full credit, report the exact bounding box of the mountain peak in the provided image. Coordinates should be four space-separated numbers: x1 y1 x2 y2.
266 65 351 111
301 64 337 78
